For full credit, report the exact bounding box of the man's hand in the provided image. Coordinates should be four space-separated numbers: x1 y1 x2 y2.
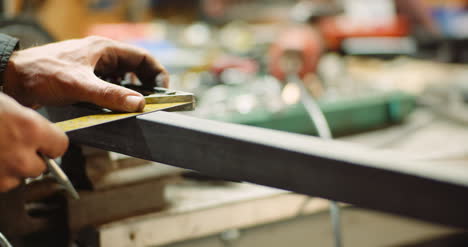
2 36 169 112
0 93 68 192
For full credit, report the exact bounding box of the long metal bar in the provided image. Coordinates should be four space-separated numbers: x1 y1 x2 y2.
66 111 468 228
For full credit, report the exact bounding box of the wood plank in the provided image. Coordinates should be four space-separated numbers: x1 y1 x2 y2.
68 176 178 233
97 183 329 247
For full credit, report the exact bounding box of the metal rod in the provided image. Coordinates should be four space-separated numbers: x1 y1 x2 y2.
329 203 342 247
40 154 80 200
0 232 12 247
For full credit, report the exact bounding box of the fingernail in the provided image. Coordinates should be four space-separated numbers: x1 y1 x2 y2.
155 73 168 88
125 95 145 112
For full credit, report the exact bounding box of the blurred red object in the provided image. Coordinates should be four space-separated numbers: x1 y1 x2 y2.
269 26 324 81
211 56 259 76
319 15 410 51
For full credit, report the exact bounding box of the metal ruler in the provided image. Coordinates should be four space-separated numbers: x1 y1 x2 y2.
37 89 194 199
56 90 194 133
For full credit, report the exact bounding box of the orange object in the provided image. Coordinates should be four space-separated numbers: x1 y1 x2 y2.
319 15 410 51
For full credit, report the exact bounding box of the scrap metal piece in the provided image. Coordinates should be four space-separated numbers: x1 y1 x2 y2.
63 111 468 229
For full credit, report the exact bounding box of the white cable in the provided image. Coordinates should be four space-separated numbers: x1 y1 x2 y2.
289 74 343 247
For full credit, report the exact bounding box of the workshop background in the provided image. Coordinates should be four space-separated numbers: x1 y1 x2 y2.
1 0 468 246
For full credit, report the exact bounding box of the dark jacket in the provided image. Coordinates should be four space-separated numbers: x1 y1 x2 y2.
0 34 19 86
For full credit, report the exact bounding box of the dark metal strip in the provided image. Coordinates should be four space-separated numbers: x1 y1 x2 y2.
67 111 468 228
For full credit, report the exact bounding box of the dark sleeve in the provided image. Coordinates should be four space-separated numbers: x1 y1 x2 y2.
0 34 19 86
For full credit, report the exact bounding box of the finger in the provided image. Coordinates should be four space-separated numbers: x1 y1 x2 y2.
99 42 170 88
22 109 69 159
0 176 21 192
36 125 69 159
7 151 47 178
77 74 146 112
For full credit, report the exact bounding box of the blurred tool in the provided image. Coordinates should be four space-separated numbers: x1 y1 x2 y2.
420 82 468 124
0 233 12 247
26 155 80 200
41 154 80 200
28 89 194 200
274 26 342 247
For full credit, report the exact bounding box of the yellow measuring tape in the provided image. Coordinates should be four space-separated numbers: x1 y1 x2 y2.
55 102 189 132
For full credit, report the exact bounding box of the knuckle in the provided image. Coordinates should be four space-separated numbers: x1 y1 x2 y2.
18 158 45 177
6 152 42 177
87 35 106 42
87 35 115 48
11 156 32 175
6 120 41 143
49 134 69 158
86 35 100 40
29 165 45 178
102 44 117 57
0 177 20 192
0 183 9 192
101 85 120 102
20 117 42 140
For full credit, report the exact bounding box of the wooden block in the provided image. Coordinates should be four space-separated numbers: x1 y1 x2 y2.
68 176 179 234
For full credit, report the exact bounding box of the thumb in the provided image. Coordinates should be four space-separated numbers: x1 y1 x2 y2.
79 75 145 112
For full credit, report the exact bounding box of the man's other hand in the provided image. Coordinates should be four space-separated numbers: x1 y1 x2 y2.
0 93 68 192
2 36 169 112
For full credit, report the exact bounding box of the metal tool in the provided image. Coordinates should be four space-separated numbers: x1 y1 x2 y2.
25 153 80 200
39 153 80 200
0 232 12 247
31 88 195 200
55 88 194 133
